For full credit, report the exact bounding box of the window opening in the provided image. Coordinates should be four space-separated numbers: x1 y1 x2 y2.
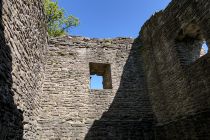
89 63 112 89
175 23 208 65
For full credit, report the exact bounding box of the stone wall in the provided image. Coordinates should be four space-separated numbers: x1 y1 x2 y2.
0 0 47 139
0 0 209 139
39 36 154 139
140 0 210 139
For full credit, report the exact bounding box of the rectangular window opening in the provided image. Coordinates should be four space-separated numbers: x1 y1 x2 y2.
89 62 112 90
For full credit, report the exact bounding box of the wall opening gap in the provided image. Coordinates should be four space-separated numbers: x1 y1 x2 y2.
175 23 209 66
90 74 103 89
201 41 208 57
89 62 112 90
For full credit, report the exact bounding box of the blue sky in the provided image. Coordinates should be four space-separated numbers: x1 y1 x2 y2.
90 75 103 89
57 0 171 38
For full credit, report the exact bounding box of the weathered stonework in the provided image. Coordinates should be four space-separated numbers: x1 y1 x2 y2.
0 0 209 139
38 36 153 139
0 0 47 139
140 0 210 139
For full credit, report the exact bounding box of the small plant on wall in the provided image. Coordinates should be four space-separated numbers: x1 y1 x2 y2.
44 0 79 37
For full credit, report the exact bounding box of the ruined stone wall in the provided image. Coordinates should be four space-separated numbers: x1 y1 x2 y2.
0 0 47 139
39 36 154 139
0 0 209 139
140 0 210 139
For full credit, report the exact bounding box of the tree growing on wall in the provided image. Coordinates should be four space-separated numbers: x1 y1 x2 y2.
44 0 79 37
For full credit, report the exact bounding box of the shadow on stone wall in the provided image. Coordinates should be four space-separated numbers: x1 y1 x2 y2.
85 39 154 140
0 1 23 139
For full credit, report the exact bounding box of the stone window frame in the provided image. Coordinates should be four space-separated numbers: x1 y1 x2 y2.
175 23 209 66
89 62 112 90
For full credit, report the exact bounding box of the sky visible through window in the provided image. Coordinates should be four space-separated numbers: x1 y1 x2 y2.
90 75 103 89
202 42 209 54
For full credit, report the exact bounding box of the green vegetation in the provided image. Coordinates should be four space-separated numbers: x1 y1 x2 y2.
44 0 79 37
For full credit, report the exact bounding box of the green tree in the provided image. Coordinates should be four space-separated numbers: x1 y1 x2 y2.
44 0 79 37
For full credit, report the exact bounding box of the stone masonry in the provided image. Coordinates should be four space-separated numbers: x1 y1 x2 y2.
38 36 154 139
0 0 47 139
140 0 210 139
0 0 209 139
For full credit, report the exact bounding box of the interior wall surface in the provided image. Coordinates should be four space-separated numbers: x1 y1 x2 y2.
39 36 154 139
140 0 210 139
0 0 47 139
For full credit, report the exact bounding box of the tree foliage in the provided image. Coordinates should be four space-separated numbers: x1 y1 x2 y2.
44 0 79 37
